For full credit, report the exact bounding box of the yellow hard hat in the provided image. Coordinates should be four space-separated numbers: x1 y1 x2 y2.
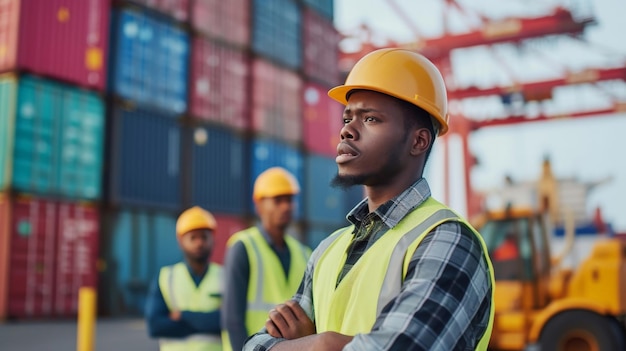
176 206 217 236
253 167 300 201
328 48 449 135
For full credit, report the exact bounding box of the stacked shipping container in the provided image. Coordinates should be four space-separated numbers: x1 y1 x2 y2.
0 0 109 320
1 0 351 318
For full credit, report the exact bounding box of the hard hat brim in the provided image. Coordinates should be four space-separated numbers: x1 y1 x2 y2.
328 84 449 135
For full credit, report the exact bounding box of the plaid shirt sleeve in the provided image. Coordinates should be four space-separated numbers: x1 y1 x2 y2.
345 221 492 351
244 221 491 351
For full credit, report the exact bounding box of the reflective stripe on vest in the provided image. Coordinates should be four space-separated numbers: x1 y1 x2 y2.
312 197 495 350
222 227 310 350
158 262 222 351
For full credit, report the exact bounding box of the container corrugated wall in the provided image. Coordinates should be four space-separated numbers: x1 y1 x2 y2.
0 194 9 320
343 184 365 214
189 37 249 130
99 209 178 315
0 195 99 319
302 82 344 157
186 124 248 215
252 0 301 69
251 58 302 144
302 0 334 20
0 75 105 200
109 9 189 114
304 154 345 225
0 0 109 91
211 214 249 265
107 105 181 211
191 0 250 47
0 76 16 191
303 8 340 86
306 222 346 250
125 0 189 22
251 138 304 219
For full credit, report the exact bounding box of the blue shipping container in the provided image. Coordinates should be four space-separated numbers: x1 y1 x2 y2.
253 0 302 69
108 105 181 211
344 184 365 214
101 209 180 315
306 221 347 250
303 0 334 20
250 138 304 219
304 154 346 224
188 125 247 215
109 9 189 114
0 75 105 200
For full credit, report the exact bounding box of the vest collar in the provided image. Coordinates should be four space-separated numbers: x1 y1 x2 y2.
347 178 433 229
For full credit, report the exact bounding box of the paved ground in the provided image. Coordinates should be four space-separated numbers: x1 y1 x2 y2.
0 318 159 351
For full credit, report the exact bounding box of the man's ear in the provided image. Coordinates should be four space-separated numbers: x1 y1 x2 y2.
409 128 432 156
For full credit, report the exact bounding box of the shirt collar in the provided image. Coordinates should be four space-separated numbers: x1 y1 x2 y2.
346 178 432 228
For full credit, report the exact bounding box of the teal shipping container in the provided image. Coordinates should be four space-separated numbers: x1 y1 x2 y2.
304 154 346 225
0 74 105 200
99 209 179 316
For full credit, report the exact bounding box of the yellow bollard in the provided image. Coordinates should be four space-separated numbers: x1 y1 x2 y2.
77 287 97 351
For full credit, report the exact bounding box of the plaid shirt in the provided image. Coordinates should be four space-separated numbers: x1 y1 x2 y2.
244 178 492 351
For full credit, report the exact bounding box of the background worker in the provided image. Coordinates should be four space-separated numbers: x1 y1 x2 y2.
221 167 311 351
244 48 495 350
146 206 223 351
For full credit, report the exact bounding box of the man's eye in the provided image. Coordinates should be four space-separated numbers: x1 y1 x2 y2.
343 118 351 124
365 116 376 122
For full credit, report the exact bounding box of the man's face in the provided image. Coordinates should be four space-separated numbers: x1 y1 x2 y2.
179 229 213 263
333 90 412 188
256 195 295 232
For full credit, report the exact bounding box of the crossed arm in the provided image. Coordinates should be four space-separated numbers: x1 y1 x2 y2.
264 300 353 351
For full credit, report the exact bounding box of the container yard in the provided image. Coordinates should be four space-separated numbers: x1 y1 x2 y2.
0 0 625 350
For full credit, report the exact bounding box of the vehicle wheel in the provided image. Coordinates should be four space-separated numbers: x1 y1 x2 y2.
539 310 625 351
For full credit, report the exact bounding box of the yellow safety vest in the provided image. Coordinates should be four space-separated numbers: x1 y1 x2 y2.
312 197 495 350
159 262 223 351
221 227 310 351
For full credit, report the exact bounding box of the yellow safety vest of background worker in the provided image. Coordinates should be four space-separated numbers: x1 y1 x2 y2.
146 206 223 351
221 167 311 351
244 48 495 350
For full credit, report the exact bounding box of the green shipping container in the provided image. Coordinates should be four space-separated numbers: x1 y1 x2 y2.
0 74 105 200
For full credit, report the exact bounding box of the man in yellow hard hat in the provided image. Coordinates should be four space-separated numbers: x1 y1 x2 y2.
244 49 495 350
146 206 223 351
221 167 311 351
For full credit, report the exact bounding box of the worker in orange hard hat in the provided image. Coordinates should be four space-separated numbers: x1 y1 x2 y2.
245 48 495 351
221 167 311 351
146 206 223 351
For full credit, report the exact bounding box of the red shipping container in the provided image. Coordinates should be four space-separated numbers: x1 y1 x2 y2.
210 214 249 265
303 82 345 157
189 37 249 130
127 0 189 21
191 0 250 47
0 196 8 320
0 0 109 91
0 194 99 319
303 8 340 87
252 58 302 144
53 202 99 316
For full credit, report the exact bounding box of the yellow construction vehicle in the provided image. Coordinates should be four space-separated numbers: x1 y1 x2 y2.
475 160 626 350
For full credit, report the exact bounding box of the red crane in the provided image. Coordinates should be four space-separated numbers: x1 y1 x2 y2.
338 0 626 219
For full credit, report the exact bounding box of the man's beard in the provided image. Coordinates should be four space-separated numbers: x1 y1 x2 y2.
187 250 210 264
331 173 369 189
331 144 405 190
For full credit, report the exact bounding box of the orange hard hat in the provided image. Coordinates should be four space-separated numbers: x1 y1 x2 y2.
176 206 217 236
253 167 300 201
328 48 449 135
